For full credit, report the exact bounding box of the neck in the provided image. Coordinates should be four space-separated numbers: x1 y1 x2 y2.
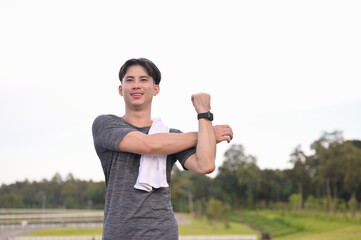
122 108 152 128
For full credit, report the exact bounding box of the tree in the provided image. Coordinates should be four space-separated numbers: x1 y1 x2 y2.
310 131 345 213
342 141 361 216
0 193 24 208
259 169 283 207
51 172 63 184
288 193 302 211
61 177 79 208
237 155 260 208
170 165 193 212
86 181 106 209
205 199 230 229
289 145 308 210
214 144 248 208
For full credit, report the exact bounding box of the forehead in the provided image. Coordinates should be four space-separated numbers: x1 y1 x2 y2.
125 65 149 76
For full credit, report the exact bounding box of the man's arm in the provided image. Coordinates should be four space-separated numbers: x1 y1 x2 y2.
117 131 198 155
117 93 232 169
117 123 233 156
184 119 216 174
184 93 233 174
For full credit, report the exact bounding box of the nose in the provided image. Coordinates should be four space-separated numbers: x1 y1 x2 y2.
131 80 141 89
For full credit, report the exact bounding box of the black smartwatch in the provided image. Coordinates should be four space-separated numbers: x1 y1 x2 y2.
197 111 213 121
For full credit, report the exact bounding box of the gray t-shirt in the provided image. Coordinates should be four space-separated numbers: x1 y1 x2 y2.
92 114 196 240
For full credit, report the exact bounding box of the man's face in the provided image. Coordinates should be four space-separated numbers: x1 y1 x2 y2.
119 65 160 110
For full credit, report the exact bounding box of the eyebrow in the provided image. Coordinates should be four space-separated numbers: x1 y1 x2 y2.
125 75 149 79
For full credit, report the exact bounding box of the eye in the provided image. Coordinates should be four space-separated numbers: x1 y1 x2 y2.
141 78 148 82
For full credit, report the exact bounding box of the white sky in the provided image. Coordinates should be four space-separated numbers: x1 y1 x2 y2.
1 0 361 184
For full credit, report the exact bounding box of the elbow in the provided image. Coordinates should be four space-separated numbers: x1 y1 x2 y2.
197 158 216 174
203 164 216 174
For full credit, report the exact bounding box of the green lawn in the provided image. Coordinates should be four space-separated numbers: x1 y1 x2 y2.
23 227 102 236
23 215 259 237
231 210 361 240
276 225 361 240
179 216 259 236
24 210 361 239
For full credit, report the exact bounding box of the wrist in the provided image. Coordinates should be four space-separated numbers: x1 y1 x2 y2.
197 111 213 121
196 108 210 114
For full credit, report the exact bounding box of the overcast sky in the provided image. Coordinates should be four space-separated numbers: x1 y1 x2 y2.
1 0 360 184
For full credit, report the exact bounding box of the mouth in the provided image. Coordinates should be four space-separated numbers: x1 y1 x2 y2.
131 92 144 98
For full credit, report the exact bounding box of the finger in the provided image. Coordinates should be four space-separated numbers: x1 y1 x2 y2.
222 129 233 140
229 129 234 140
218 135 231 143
226 127 233 140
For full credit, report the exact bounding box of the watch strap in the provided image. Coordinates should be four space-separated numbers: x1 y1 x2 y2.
197 111 213 121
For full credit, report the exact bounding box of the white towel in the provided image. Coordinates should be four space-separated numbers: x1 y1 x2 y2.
134 118 170 192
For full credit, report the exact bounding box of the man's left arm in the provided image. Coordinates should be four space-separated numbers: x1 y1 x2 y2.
184 93 233 174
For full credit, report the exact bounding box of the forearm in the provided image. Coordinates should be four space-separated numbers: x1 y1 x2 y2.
148 132 198 155
117 131 197 155
194 119 216 173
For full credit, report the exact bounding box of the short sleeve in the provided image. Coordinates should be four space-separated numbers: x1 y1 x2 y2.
92 115 136 152
170 129 196 170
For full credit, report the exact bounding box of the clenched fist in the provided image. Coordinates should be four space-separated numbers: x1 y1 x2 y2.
191 93 211 114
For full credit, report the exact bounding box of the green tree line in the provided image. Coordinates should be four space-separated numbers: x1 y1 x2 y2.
0 173 105 209
171 130 361 216
1 130 361 217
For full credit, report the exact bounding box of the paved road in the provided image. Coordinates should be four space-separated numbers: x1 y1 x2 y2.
0 212 103 221
0 224 102 240
0 226 45 240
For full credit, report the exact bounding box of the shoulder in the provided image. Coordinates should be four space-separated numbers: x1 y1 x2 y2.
92 114 123 132
93 114 119 124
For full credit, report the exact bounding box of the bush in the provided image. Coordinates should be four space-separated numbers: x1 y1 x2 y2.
304 195 317 210
288 194 302 211
206 199 231 229
348 195 358 217
0 193 24 208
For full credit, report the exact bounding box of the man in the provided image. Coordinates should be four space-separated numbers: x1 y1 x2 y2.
92 58 233 239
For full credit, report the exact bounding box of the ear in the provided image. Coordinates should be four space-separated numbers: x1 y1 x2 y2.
118 85 123 96
153 85 160 96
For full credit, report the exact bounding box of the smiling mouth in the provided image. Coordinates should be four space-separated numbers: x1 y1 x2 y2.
131 93 144 97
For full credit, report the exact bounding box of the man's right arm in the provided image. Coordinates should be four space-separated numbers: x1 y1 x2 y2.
117 131 198 155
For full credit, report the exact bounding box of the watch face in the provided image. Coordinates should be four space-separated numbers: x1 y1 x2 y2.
207 112 213 121
208 112 214 121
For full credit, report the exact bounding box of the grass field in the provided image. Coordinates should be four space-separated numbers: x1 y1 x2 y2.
21 210 361 239
23 227 102 236
231 210 361 240
23 215 259 237
179 216 259 236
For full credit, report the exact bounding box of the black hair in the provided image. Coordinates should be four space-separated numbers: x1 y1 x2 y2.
118 58 161 85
